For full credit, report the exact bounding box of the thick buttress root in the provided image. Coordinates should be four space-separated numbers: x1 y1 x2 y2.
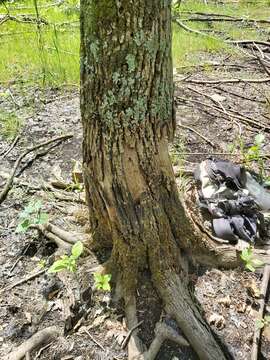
122 269 232 360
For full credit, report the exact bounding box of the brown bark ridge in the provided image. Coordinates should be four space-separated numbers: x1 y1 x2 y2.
80 1 232 359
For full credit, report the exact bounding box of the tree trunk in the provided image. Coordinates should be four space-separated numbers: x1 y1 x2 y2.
80 1 231 359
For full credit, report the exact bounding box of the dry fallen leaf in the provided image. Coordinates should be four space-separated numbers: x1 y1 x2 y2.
217 296 231 307
209 313 226 329
244 278 261 298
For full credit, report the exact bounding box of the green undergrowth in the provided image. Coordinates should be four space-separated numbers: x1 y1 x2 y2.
172 0 270 68
0 0 269 86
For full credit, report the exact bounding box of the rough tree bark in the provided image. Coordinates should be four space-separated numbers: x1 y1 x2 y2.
80 1 232 359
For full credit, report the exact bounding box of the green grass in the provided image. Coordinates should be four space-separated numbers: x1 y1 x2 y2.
0 0 79 86
0 109 23 139
0 0 269 86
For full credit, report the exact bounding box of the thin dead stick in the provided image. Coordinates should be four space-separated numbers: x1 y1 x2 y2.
2 269 45 293
228 40 270 48
8 256 23 275
34 341 53 359
176 77 270 85
0 135 20 158
0 133 73 204
251 265 270 360
178 123 216 147
4 326 60 360
176 96 270 131
174 18 217 40
180 16 270 25
121 321 144 349
82 327 106 352
174 17 270 48
213 86 265 104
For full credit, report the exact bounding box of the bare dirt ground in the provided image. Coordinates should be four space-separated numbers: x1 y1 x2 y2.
0 49 270 359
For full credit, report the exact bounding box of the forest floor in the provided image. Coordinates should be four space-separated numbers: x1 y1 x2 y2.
1 1 270 360
1 49 270 360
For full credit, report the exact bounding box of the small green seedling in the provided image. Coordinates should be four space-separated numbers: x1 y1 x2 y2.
16 199 48 233
94 273 111 291
240 246 264 272
48 241 84 273
245 133 266 179
255 315 270 330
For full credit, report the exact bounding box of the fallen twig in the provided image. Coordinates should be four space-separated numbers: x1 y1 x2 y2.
178 123 216 147
176 95 270 131
81 326 106 352
180 15 270 25
176 76 270 85
251 265 270 360
4 326 60 360
121 320 143 349
213 86 265 104
0 14 48 26
34 341 53 359
0 133 73 204
2 269 45 292
0 134 20 158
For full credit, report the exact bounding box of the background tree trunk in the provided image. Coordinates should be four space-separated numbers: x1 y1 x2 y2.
81 1 231 359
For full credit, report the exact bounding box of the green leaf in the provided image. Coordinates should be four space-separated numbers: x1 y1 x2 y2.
71 241 83 259
255 319 264 330
94 273 103 282
264 315 270 322
102 282 111 291
245 263 256 272
103 274 112 282
16 219 30 233
48 259 69 273
241 247 252 262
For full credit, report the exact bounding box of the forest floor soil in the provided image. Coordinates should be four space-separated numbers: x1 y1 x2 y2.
0 49 270 359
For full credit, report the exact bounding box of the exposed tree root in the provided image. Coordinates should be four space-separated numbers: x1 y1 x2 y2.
139 322 189 360
125 296 146 360
3 326 60 360
154 271 231 360
30 222 91 253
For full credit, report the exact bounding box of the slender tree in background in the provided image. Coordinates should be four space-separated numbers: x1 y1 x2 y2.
81 1 231 359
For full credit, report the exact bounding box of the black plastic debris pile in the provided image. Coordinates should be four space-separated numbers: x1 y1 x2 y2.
194 159 270 245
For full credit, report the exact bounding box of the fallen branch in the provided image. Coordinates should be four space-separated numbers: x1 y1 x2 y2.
0 14 48 26
181 15 270 25
175 76 270 85
228 39 270 48
251 265 270 360
0 133 73 204
4 326 60 360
